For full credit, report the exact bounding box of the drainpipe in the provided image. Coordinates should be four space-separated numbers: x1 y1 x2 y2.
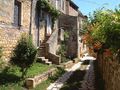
29 0 33 35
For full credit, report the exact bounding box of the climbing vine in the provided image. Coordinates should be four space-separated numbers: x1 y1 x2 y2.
37 0 60 28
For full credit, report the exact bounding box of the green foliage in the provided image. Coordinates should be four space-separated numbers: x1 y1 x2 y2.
0 63 51 89
57 30 72 62
0 47 5 69
34 67 66 90
64 31 69 41
49 67 66 82
11 34 37 78
37 0 60 28
57 41 70 63
88 7 120 52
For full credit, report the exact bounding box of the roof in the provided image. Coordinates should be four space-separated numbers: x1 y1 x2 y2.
69 0 79 10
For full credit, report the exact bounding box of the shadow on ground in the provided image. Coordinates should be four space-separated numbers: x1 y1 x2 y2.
0 67 21 86
60 69 86 90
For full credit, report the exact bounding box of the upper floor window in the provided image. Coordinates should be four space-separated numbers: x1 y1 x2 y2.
62 0 65 10
14 0 22 27
60 0 64 11
56 0 58 9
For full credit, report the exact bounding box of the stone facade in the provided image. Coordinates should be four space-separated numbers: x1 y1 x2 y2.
0 0 58 62
0 0 14 24
45 29 61 64
67 0 79 16
59 15 78 58
97 54 120 90
0 0 31 61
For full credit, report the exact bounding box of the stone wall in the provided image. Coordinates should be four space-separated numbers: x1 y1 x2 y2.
68 5 78 16
97 54 120 90
26 68 56 89
59 15 78 58
46 30 58 54
0 27 28 61
0 0 31 61
45 29 61 64
0 0 14 24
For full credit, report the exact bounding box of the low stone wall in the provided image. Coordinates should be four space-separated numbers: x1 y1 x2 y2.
46 30 58 54
97 54 120 90
64 61 74 69
26 68 56 89
64 58 79 69
45 30 61 64
49 53 61 65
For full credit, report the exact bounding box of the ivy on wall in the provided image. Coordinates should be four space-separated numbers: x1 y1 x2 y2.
37 0 60 28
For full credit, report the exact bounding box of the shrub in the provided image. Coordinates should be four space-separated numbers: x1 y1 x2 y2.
0 46 4 69
11 34 37 78
85 6 120 58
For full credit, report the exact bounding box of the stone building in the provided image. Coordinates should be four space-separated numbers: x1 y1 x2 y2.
0 0 86 64
58 0 87 59
0 0 31 61
0 0 60 64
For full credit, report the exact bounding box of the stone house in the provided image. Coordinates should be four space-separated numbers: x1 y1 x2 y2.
0 0 61 64
0 0 86 64
58 0 87 59
0 0 32 62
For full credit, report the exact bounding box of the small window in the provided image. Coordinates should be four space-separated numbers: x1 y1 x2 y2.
60 0 64 11
62 0 64 10
14 0 22 27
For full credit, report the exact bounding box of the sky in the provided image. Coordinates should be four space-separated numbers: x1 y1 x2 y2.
73 0 120 16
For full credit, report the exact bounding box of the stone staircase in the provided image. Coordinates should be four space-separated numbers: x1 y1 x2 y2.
37 57 52 65
37 37 52 65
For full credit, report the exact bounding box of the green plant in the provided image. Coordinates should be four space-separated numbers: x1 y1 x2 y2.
85 6 120 58
0 63 51 89
37 0 60 28
0 47 6 70
11 34 37 78
49 67 66 82
57 41 69 63
34 67 66 90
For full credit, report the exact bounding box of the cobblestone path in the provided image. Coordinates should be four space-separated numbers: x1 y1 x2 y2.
47 60 96 90
80 60 96 90
47 62 83 90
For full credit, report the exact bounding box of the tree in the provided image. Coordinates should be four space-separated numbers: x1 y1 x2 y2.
84 6 120 58
11 34 37 78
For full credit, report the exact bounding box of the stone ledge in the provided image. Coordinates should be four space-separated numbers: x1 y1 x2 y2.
63 59 79 69
25 68 56 89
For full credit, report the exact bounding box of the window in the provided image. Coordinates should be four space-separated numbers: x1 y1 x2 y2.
60 0 64 11
56 0 58 9
62 0 64 10
14 0 22 26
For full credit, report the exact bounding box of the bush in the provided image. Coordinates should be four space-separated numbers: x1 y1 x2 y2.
11 34 37 78
0 46 4 69
84 6 120 58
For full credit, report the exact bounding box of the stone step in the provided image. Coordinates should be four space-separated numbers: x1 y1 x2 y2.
37 57 52 65
37 57 45 60
43 59 49 62
46 61 52 65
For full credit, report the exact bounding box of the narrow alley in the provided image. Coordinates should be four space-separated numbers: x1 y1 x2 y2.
47 59 97 90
